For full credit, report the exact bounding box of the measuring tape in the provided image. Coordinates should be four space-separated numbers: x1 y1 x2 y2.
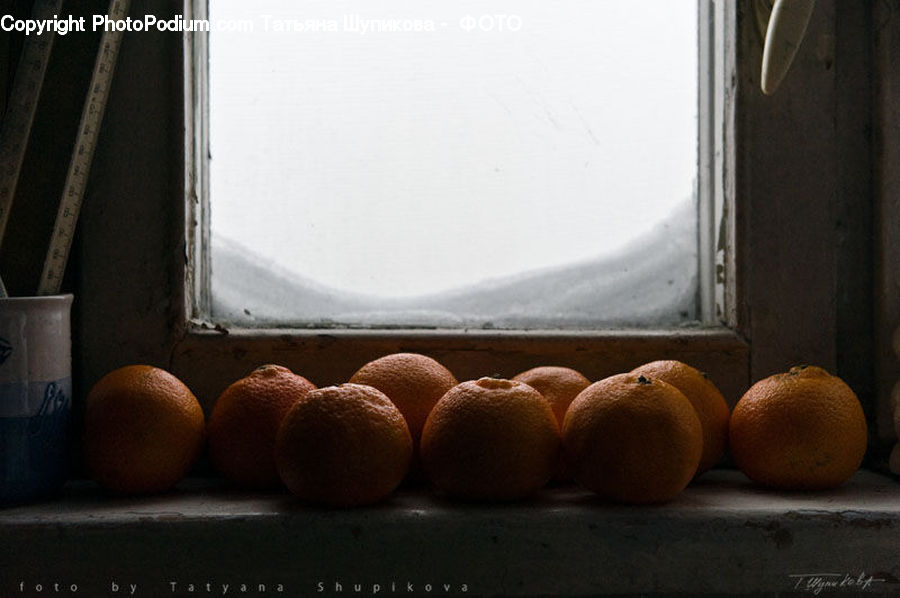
0 0 64 247
36 0 131 296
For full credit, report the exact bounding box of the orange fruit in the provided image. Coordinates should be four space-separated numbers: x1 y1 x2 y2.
207 364 316 489
420 377 560 501
630 360 730 475
729 365 867 490
513 366 591 429
275 383 412 507
562 373 703 504
512 366 591 481
349 352 457 445
84 365 205 495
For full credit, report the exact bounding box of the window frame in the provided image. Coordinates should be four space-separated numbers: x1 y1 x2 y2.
75 0 888 445
181 0 748 402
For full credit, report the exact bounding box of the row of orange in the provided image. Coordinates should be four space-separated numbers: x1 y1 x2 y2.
82 354 867 506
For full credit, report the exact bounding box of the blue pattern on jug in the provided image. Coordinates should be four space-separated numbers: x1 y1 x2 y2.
26 381 68 436
0 378 71 505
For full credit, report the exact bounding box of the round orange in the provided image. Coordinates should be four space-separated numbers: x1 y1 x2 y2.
349 352 457 444
513 366 591 429
275 383 412 507
512 366 591 481
729 365 867 490
630 360 730 475
420 377 560 501
562 373 703 504
84 365 205 495
207 364 316 489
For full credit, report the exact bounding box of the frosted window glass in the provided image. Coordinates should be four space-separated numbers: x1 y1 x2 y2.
208 0 699 328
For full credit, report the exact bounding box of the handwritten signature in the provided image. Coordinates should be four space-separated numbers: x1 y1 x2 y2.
789 572 886 595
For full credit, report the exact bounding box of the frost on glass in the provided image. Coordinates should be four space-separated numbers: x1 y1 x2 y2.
208 0 699 329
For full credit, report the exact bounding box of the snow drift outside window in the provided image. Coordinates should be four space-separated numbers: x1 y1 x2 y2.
207 0 700 329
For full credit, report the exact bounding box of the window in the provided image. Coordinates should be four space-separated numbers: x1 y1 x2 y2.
73 1 884 442
205 0 703 330
24 3 891 593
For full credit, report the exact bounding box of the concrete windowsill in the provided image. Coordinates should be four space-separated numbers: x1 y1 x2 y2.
1 470 899 597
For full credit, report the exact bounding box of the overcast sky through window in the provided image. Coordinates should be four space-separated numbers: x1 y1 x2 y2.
208 0 698 301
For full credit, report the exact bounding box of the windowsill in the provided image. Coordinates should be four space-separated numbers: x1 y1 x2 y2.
170 327 752 415
2 470 898 596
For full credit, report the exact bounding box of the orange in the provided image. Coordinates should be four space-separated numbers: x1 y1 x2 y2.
562 373 702 504
275 383 412 507
512 366 591 481
729 365 867 490
207 364 316 489
513 366 591 429
84 365 205 495
349 352 457 445
630 360 730 475
420 377 560 501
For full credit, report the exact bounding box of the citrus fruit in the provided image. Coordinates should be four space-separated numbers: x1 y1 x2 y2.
275 383 412 507
349 352 457 445
512 366 591 481
420 377 560 501
630 360 730 475
513 366 591 429
562 373 703 504
729 365 867 490
84 365 205 495
207 364 316 489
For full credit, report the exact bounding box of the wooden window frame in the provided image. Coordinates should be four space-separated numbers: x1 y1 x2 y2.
75 0 893 449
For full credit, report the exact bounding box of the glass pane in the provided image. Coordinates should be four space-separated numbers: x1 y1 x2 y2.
208 0 700 329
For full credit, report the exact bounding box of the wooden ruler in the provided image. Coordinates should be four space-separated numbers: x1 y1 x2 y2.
0 0 64 297
36 0 131 296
